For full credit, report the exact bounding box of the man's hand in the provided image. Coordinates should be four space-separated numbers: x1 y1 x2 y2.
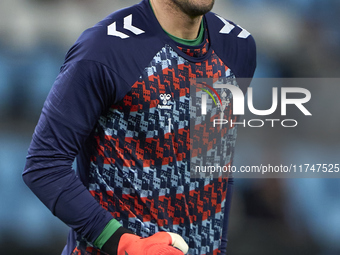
117 232 189 255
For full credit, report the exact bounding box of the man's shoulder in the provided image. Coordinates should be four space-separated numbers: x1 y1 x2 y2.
65 0 160 65
63 0 167 87
205 12 256 79
205 12 255 47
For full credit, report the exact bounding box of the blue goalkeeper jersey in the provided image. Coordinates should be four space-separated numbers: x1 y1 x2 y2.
23 0 256 254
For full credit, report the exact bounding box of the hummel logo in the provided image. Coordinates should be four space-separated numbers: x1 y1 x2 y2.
108 14 145 39
160 94 171 105
158 94 172 110
215 14 250 39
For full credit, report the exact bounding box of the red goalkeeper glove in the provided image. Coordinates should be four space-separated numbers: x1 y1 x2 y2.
102 227 189 255
118 231 189 255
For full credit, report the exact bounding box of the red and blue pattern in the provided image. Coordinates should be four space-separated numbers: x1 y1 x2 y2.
82 42 235 255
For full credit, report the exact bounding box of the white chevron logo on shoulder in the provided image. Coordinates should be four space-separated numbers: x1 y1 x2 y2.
108 14 145 39
215 14 250 39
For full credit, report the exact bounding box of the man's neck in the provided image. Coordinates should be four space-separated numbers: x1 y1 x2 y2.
150 0 203 40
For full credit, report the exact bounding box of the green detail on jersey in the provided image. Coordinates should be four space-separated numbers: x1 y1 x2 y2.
94 219 122 249
149 0 204 46
165 21 204 46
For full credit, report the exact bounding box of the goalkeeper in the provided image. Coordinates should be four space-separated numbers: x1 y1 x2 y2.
23 0 256 254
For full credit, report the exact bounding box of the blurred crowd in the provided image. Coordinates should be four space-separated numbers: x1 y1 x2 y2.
0 0 339 255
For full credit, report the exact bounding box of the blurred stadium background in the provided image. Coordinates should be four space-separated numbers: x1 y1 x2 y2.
1 0 339 254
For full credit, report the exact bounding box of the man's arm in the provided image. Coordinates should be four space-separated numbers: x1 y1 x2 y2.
23 59 189 255
23 60 119 244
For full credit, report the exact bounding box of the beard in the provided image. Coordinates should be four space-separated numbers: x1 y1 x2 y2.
171 0 215 17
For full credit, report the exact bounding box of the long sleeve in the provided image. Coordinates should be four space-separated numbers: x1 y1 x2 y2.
23 60 117 244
